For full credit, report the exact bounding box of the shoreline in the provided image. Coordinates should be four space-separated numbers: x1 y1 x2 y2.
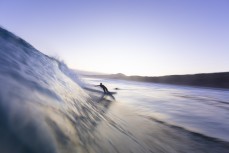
83 72 229 89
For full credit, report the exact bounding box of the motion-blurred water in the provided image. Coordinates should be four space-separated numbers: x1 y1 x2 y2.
83 77 229 153
0 27 102 153
0 27 229 153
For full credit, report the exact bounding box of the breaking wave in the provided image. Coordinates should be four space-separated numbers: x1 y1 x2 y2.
0 27 103 153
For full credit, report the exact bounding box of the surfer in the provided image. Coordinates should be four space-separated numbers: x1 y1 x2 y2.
95 83 109 93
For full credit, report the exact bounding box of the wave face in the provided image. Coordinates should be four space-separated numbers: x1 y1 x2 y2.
1 27 229 153
0 27 101 153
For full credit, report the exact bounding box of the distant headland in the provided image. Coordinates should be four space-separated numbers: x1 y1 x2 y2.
82 72 229 89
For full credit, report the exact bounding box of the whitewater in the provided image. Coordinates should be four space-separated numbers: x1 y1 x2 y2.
0 27 229 153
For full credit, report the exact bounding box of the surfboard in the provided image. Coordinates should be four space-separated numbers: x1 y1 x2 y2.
106 91 117 95
105 92 116 100
83 87 117 95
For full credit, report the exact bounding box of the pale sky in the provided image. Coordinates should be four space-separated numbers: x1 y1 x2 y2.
0 0 229 76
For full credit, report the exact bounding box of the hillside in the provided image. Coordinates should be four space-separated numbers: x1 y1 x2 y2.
86 72 229 89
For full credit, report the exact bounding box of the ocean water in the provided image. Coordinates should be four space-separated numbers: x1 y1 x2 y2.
0 27 229 153
0 27 99 153
82 77 229 152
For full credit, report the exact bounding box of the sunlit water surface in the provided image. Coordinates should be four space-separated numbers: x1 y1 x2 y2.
1 27 229 153
82 77 229 153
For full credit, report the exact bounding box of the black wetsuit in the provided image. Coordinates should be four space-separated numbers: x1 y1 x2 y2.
100 84 109 93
